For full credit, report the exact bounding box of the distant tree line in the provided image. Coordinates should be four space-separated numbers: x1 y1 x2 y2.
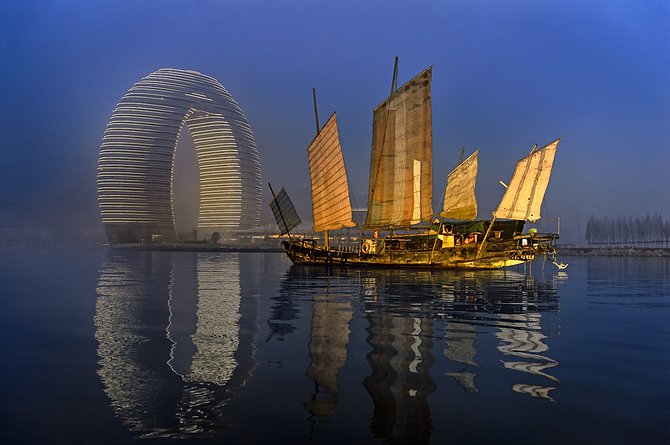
585 214 670 247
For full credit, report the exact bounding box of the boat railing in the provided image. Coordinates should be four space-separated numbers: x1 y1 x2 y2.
331 237 362 253
335 243 361 254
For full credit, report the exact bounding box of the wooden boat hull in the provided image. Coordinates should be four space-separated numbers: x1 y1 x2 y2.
281 233 558 270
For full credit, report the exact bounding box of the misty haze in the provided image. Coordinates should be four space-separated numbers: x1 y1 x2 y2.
1 1 669 444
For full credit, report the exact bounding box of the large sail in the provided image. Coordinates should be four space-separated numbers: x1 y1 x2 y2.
441 150 479 220
269 187 302 235
365 68 432 228
307 113 355 232
495 139 559 222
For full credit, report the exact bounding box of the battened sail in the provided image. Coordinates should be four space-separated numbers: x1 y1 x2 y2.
365 68 433 227
269 187 302 235
307 113 355 232
495 139 559 222
441 150 479 220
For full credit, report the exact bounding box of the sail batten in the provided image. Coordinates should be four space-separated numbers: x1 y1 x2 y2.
308 113 355 232
412 159 422 224
495 139 559 222
366 68 433 228
441 150 479 220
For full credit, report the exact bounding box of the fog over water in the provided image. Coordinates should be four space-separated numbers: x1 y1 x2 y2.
1 1 668 243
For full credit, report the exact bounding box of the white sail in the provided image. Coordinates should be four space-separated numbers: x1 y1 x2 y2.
441 150 478 220
307 113 355 232
495 139 559 222
366 68 432 227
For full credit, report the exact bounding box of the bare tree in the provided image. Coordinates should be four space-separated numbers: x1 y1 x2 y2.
585 215 669 247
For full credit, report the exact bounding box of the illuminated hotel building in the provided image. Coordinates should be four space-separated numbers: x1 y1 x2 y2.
98 68 262 244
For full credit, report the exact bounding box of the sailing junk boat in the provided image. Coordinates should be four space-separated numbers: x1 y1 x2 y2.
270 64 563 270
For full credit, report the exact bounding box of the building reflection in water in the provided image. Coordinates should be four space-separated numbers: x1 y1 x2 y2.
94 251 259 438
168 254 243 385
97 253 561 441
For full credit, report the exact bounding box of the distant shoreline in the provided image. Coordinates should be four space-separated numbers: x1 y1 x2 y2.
3 242 670 257
558 246 670 257
111 243 285 253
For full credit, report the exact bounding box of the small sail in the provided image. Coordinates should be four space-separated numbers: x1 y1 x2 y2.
366 68 432 227
307 113 355 232
495 139 559 222
269 187 302 235
441 150 478 220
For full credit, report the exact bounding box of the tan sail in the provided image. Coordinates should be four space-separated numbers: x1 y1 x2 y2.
307 113 355 232
495 139 559 222
441 150 478 220
365 68 432 227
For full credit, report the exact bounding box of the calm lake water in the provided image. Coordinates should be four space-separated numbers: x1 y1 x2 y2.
1 246 669 444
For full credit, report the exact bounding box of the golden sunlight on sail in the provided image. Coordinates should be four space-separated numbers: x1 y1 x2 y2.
441 150 478 220
495 139 559 222
366 68 432 227
307 113 355 232
277 63 563 270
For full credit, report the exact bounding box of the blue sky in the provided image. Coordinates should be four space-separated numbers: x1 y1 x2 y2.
1 0 668 242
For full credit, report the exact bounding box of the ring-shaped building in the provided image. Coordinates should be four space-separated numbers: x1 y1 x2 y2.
97 69 262 244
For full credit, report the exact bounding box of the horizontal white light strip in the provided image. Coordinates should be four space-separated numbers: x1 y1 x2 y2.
98 68 262 243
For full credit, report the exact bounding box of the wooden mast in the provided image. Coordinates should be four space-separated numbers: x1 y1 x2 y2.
312 88 329 250
312 88 320 136
391 56 399 94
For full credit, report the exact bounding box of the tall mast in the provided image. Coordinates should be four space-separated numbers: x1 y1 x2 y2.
312 88 329 250
390 56 399 94
312 87 320 136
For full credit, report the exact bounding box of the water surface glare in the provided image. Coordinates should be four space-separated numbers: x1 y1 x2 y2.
1 247 669 444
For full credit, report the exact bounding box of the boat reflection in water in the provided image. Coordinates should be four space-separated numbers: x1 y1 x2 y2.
435 269 561 400
508 278 561 401
362 274 436 445
94 251 260 438
95 250 560 442
284 265 560 443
